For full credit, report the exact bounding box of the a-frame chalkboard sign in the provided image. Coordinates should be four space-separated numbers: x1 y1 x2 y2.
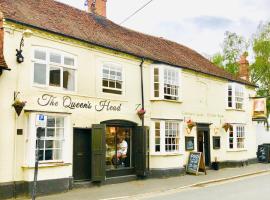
186 152 206 175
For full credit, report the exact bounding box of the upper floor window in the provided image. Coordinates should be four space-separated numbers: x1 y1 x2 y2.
102 64 123 95
152 65 180 101
152 120 181 154
228 125 245 150
227 83 244 110
33 48 76 91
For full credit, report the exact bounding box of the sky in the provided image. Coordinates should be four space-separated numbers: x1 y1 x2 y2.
57 0 270 57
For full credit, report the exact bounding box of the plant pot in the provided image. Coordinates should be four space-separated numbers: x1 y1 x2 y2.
212 162 220 170
13 104 25 116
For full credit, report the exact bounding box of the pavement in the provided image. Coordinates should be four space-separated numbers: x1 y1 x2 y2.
15 163 270 200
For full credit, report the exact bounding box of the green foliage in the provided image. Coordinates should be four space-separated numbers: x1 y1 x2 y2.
211 53 224 68
251 22 270 118
221 31 249 75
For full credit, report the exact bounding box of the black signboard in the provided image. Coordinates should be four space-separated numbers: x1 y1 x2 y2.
213 136 221 149
257 144 270 163
185 137 195 151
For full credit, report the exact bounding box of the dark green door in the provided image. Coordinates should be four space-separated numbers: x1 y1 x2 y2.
91 124 106 182
134 126 149 177
73 128 91 181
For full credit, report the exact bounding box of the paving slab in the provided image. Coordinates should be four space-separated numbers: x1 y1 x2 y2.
13 163 270 200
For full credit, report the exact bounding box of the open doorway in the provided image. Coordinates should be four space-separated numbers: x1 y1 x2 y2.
197 124 211 166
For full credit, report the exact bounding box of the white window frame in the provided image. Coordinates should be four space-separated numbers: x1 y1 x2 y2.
25 113 71 166
227 83 245 110
227 124 246 150
32 47 77 92
151 120 182 155
151 64 181 101
101 62 123 95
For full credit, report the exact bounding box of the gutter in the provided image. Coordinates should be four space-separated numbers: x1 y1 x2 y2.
4 18 256 88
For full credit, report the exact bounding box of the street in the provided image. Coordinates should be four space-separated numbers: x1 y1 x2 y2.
140 173 270 200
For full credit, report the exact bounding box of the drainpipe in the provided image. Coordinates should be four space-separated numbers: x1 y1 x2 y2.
140 58 145 127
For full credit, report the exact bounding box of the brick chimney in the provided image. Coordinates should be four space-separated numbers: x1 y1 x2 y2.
87 0 107 17
238 53 249 81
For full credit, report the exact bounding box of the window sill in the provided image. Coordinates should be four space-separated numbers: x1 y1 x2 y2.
150 99 183 104
225 108 245 112
226 149 247 152
22 162 71 169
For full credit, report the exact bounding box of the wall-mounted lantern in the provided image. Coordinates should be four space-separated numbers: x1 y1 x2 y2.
16 29 33 63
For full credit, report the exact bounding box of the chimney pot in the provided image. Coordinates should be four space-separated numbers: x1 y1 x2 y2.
87 0 107 17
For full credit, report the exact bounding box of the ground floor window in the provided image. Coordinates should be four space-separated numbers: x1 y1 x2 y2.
35 115 65 161
152 120 181 154
228 124 245 150
105 126 132 169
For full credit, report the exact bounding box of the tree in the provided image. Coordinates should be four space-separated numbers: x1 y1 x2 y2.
211 52 224 68
251 22 270 117
221 31 249 75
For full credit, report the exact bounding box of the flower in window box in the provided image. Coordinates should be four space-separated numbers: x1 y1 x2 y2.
12 99 27 116
186 119 196 132
137 109 146 119
222 123 232 132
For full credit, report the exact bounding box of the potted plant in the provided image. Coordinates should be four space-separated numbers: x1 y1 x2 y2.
137 109 146 119
186 119 196 132
12 99 26 116
212 157 220 170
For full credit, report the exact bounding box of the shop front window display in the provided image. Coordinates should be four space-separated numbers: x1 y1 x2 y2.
106 126 132 170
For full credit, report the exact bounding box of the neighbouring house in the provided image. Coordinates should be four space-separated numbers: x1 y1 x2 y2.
0 0 258 199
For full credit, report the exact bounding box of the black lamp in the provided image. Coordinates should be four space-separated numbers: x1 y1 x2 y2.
16 29 33 64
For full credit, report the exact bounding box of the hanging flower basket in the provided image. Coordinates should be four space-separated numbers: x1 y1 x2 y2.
137 109 146 119
222 123 232 132
12 100 26 116
187 119 196 132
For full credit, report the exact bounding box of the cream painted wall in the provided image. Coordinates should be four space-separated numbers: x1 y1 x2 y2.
0 21 257 183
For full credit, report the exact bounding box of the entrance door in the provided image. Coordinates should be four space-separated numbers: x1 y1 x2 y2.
197 124 211 166
73 128 91 181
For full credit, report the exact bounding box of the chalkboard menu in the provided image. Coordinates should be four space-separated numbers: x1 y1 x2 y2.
185 137 195 151
213 136 221 149
257 145 269 162
186 152 201 175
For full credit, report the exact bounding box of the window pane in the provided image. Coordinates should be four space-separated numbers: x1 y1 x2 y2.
45 150 53 160
34 63 46 85
64 57 74 66
56 128 64 138
50 53 61 64
36 127 45 138
45 140 53 148
38 140 45 149
34 50 46 60
53 149 62 160
47 117 55 127
47 128 55 137
63 68 75 91
49 66 61 87
56 117 64 127
38 150 44 161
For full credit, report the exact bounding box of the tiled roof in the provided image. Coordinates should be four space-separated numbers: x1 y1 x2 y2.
0 0 255 86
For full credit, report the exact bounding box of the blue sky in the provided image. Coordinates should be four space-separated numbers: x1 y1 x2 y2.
57 0 270 57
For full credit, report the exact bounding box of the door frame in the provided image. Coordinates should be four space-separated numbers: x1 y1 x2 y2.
196 123 211 166
73 128 92 181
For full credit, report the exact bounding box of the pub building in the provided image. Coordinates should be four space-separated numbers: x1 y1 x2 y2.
0 0 258 199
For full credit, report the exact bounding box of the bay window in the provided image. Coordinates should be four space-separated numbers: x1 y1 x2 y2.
152 65 181 101
152 120 181 154
228 124 246 150
33 48 76 91
227 83 244 110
